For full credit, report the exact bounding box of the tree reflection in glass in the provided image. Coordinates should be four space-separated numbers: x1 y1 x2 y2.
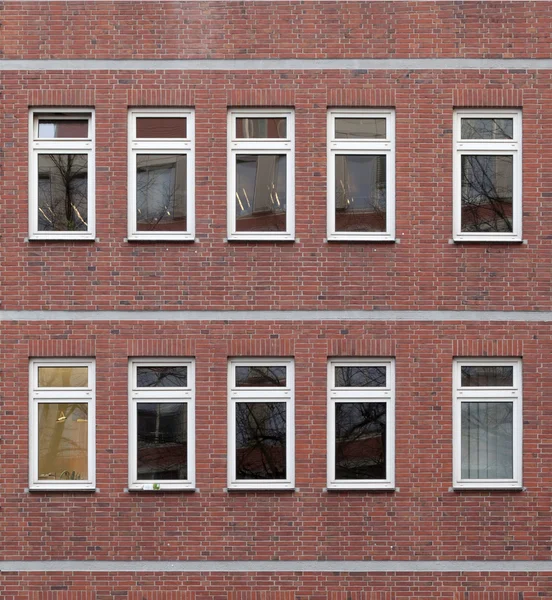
235 402 286 479
335 402 386 480
335 366 386 388
137 366 188 388
38 154 88 231
461 155 513 232
235 154 287 232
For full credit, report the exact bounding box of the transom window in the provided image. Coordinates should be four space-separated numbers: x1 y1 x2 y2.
228 359 294 489
327 109 395 241
129 359 195 491
453 359 522 489
29 359 96 490
453 110 522 242
228 110 295 240
29 110 95 239
327 359 395 489
128 110 195 241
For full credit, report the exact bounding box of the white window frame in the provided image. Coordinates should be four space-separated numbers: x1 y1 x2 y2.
128 109 195 241
453 358 522 489
29 359 96 491
128 358 195 491
228 358 294 490
29 109 95 240
327 359 395 490
327 109 395 241
227 109 295 241
453 109 522 242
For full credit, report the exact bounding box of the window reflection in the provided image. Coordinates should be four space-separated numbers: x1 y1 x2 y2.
38 403 88 480
136 154 187 231
137 366 188 388
461 155 513 232
235 154 287 232
335 402 386 480
137 403 188 480
236 118 286 139
236 366 286 387
335 366 386 388
461 118 513 140
38 154 88 231
38 120 89 139
335 118 386 139
335 155 386 232
235 402 286 479
461 366 514 387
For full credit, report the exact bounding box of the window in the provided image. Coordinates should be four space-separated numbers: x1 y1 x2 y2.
29 110 95 239
453 359 522 489
327 359 395 489
129 359 195 490
128 110 195 240
453 110 522 241
327 109 395 241
228 110 294 240
228 359 294 489
29 359 95 490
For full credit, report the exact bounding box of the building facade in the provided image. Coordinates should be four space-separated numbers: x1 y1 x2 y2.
1 1 552 597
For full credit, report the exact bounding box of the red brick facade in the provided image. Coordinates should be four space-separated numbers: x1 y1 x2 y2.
1 1 552 598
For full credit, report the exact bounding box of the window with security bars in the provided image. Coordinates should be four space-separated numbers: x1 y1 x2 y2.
129 359 195 491
30 110 95 239
327 360 395 489
453 359 522 489
453 110 522 241
327 110 395 241
228 359 294 489
128 110 195 240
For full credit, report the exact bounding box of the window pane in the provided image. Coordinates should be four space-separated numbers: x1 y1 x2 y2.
235 402 286 479
335 118 386 139
335 366 386 387
37 154 88 232
236 118 286 139
235 366 287 387
461 155 513 232
461 366 514 387
461 402 513 479
137 403 188 480
136 117 187 139
38 119 88 139
335 155 386 232
235 154 287 232
137 366 188 388
38 403 88 480
335 402 386 480
136 154 187 232
461 118 513 140
38 366 88 388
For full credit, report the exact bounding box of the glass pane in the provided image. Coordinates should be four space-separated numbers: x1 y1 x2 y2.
38 403 88 481
335 402 386 480
137 366 188 388
136 154 187 232
38 366 88 388
461 366 514 387
137 403 188 480
235 366 287 387
235 402 286 480
38 119 88 139
335 118 386 139
235 154 287 232
335 366 386 387
37 154 88 232
335 155 387 232
236 118 286 139
461 402 513 479
461 155 513 232
461 118 513 140
136 117 187 139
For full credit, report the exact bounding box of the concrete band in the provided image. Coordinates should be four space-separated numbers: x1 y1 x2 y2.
1 309 552 322
1 560 552 573
2 58 552 71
